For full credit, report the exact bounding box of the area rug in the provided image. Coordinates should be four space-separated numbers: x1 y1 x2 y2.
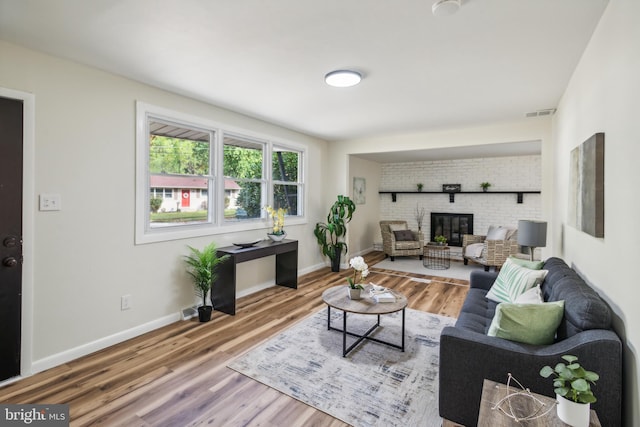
372 257 485 281
227 307 456 427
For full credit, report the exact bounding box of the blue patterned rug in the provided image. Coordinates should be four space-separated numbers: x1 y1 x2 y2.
228 307 455 427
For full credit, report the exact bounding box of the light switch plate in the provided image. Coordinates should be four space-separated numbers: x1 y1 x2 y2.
40 194 61 211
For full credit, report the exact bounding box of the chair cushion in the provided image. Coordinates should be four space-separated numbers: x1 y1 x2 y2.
509 256 544 270
487 301 565 345
486 258 548 303
465 242 484 258
395 240 421 250
393 229 415 241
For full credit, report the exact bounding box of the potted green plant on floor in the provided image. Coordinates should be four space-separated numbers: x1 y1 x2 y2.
313 195 356 272
540 354 599 427
184 242 229 322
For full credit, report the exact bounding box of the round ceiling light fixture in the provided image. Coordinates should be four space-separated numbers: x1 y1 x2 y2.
432 0 461 17
324 70 362 88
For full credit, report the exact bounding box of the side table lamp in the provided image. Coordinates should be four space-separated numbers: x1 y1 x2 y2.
517 220 547 261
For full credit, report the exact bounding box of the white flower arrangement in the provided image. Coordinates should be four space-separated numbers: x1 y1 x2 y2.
347 256 369 289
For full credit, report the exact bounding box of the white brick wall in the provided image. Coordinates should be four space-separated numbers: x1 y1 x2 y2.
379 155 542 240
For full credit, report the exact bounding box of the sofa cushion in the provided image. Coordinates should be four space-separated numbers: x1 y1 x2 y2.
486 258 548 303
486 226 509 240
487 301 565 345
393 229 414 241
514 284 543 303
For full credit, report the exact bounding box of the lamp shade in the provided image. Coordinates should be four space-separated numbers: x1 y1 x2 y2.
517 220 547 248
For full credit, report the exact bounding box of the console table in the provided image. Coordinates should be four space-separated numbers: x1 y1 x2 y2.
212 239 298 315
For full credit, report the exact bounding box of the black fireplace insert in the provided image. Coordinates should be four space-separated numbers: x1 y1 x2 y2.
430 213 474 246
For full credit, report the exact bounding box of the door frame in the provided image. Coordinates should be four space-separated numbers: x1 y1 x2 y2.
0 87 35 382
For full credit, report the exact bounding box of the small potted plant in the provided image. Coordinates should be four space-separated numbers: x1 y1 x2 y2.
346 256 369 299
480 182 491 192
434 235 447 246
540 355 599 427
416 183 424 192
184 242 229 322
265 205 287 241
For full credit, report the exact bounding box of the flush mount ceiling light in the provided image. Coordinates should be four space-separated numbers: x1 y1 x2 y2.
324 70 362 88
432 0 461 17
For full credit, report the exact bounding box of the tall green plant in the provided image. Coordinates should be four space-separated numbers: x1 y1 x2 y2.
184 242 229 307
313 195 356 265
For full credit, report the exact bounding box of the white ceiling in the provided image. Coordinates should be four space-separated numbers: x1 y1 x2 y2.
0 0 608 161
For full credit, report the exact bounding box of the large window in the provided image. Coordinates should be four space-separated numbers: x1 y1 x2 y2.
135 102 305 244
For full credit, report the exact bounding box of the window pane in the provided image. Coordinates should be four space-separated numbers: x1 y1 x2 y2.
223 134 264 220
148 120 211 228
272 148 299 182
223 135 263 179
274 184 299 215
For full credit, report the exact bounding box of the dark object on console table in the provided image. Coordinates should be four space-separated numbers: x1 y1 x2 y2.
212 239 297 315
438 257 621 427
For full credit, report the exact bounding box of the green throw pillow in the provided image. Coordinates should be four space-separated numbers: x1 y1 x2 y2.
487 301 565 345
508 256 544 270
486 258 548 303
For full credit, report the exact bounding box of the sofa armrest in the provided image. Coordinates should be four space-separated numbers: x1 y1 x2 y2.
439 327 622 427
469 270 498 290
462 234 485 248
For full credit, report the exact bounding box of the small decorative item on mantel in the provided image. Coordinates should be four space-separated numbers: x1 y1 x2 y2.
265 205 287 242
442 184 461 192
540 355 599 427
416 183 424 192
480 182 492 192
346 256 369 299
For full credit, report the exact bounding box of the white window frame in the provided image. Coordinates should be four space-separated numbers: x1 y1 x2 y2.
135 102 306 244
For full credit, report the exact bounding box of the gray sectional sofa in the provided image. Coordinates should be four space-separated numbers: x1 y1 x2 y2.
439 257 622 426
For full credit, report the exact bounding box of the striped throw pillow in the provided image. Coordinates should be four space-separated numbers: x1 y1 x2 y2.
486 258 548 303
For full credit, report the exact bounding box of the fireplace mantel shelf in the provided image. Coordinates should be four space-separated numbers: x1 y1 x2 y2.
379 190 541 203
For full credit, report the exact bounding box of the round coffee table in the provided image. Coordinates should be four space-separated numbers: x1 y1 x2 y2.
321 285 408 357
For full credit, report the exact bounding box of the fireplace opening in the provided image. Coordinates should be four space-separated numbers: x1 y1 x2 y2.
430 213 474 247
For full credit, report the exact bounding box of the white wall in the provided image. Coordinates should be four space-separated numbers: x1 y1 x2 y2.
552 0 639 425
0 40 329 369
378 155 542 241
347 156 382 256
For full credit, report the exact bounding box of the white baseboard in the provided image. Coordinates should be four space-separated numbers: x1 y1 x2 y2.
31 312 180 374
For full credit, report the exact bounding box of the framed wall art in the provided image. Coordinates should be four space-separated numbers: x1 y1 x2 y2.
569 132 604 238
353 177 366 205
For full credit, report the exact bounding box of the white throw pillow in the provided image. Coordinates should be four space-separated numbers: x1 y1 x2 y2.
486 226 509 240
486 258 548 303
514 284 543 304
388 223 407 231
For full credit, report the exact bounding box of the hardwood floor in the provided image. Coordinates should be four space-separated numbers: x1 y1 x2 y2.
0 252 468 426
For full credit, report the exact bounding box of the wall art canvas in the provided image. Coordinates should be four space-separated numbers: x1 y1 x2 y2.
569 132 604 237
353 177 366 204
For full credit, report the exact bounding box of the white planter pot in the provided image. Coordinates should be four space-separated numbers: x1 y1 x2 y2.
556 395 590 427
347 287 362 300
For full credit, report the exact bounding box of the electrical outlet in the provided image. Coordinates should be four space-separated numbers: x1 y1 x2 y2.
121 294 132 311
39 194 61 211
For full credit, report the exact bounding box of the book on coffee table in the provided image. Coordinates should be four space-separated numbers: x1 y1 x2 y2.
373 292 396 303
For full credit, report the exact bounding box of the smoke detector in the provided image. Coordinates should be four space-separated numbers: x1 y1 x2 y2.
432 0 461 17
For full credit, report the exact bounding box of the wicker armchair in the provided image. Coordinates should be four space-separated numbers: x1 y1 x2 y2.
380 220 424 261
462 229 519 271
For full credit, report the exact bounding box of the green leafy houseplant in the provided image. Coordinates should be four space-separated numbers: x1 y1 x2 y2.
313 195 356 272
480 182 491 191
417 183 424 192
540 355 599 404
434 235 447 245
184 242 229 322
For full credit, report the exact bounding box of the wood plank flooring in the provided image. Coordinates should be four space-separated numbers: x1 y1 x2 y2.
0 252 468 426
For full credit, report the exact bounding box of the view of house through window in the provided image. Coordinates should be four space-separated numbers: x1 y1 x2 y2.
137 103 305 243
148 120 212 228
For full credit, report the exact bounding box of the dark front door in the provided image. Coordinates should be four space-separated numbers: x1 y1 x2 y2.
0 96 24 381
